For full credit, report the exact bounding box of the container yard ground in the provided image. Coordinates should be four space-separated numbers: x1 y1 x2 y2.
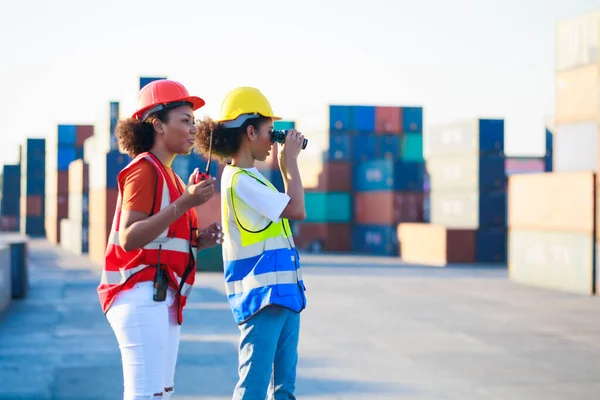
1 240 599 400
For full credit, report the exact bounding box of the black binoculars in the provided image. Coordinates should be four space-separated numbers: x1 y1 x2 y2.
270 130 308 150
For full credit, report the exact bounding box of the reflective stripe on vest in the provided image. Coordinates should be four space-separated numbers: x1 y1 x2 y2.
221 166 306 324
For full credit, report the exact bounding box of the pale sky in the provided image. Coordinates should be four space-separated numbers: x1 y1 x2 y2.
2 0 600 166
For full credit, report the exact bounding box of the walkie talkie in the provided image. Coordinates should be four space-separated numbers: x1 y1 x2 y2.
195 130 214 184
153 244 168 302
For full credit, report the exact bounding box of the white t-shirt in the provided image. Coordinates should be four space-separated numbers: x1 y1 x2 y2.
225 166 290 231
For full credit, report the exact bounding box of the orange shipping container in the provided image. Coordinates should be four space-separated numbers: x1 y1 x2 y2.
88 220 113 265
397 223 476 266
375 106 402 134
354 191 423 225
21 195 44 216
46 170 70 196
75 125 94 147
317 161 352 192
88 188 119 228
292 223 351 252
45 193 69 218
555 65 598 125
508 171 595 233
68 159 89 194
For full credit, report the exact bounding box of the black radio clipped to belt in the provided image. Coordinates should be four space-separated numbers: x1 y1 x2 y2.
153 244 168 302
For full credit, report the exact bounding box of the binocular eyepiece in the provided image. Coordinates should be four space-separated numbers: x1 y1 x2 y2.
270 130 308 150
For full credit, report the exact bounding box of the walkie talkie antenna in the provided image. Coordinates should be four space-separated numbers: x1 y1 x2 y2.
205 130 213 175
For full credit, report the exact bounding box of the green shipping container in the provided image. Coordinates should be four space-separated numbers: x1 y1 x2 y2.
402 133 424 162
195 244 223 272
305 192 352 223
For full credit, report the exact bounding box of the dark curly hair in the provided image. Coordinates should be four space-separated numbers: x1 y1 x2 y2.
115 105 185 158
194 116 270 162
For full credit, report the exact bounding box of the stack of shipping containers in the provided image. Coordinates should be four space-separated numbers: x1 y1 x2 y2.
508 11 599 294
293 115 354 252
398 119 506 265
1 165 21 232
86 101 130 265
505 129 553 175
45 125 92 244
60 159 89 255
352 106 425 256
20 138 46 237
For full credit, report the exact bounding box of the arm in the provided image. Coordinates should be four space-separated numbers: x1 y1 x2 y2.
278 129 306 221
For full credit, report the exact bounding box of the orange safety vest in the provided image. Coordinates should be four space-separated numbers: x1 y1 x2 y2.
97 152 199 324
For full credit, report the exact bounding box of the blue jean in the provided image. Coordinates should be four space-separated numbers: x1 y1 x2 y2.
233 305 301 400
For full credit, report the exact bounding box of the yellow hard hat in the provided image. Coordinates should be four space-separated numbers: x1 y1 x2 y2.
217 87 281 128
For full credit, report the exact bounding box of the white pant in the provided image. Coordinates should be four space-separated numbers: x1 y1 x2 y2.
107 282 181 399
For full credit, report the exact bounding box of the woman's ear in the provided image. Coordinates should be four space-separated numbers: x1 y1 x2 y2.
152 118 164 135
246 124 255 141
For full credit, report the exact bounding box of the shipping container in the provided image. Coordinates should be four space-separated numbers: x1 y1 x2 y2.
57 147 78 171
401 133 424 162
46 170 69 198
140 76 166 90
509 229 595 295
508 171 595 233
377 135 401 160
21 139 46 196
327 133 352 161
352 134 377 162
397 223 476 266
555 65 598 125
195 244 223 272
427 153 505 191
60 219 88 255
354 191 424 225
352 224 398 256
20 215 45 237
426 119 504 157
352 106 376 133
315 161 352 192
45 193 69 219
257 168 285 193
293 222 351 252
556 11 600 71
305 192 352 223
110 102 120 151
545 154 553 172
20 195 44 217
1 165 21 216
375 106 402 134
57 125 77 145
75 125 94 147
68 159 89 194
88 188 119 265
402 107 423 133
354 159 424 192
476 227 507 263
329 105 352 132
545 128 553 152
89 150 132 190
553 122 598 172
273 120 296 130
0 216 19 232
429 189 506 229
68 193 89 224
505 157 545 175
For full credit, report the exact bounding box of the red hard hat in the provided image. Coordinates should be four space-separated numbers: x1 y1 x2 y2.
132 79 206 120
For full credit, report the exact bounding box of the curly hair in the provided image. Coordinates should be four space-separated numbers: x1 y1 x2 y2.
115 108 172 158
194 116 270 162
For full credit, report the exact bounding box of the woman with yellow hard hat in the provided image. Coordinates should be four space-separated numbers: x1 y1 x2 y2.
195 87 307 399
98 79 223 399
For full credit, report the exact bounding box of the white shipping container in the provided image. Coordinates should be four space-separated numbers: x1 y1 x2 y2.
556 11 600 71
553 122 598 172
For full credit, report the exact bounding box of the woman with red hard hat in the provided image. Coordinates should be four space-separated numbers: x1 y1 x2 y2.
97 79 222 399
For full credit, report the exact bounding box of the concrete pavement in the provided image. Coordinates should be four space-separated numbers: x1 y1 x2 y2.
0 240 599 399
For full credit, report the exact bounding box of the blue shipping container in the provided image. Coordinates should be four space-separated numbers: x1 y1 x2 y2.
545 128 553 152
106 152 132 189
544 154 552 172
75 147 84 160
352 134 377 162
274 120 295 130
58 125 77 145
352 106 376 133
57 147 77 171
140 77 166 90
329 105 352 132
354 159 424 192
402 107 423 133
377 135 401 160
110 101 120 151
476 228 507 263
1 165 20 216
352 224 398 256
478 119 504 154
328 133 351 161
